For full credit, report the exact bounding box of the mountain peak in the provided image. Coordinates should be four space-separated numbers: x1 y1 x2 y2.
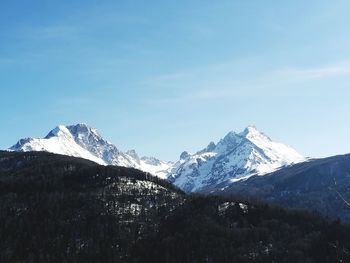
172 125 304 192
126 150 140 160
67 123 101 138
244 125 258 132
180 151 190 160
67 123 90 130
9 124 172 178
45 125 73 139
217 131 240 150
206 141 216 152
241 125 260 135
240 125 271 142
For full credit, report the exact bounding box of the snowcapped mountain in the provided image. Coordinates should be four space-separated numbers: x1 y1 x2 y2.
168 126 305 192
9 123 172 179
8 124 305 191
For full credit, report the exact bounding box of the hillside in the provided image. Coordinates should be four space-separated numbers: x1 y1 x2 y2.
211 154 350 221
0 151 184 262
1 151 350 262
133 196 350 263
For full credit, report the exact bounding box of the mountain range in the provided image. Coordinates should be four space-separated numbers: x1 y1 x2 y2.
3 125 350 261
7 123 350 221
8 123 305 192
9 123 172 179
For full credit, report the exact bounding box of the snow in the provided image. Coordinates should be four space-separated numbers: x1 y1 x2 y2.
9 124 172 178
218 202 248 214
139 158 172 179
218 202 234 214
9 124 306 192
170 126 305 192
11 132 105 165
239 203 248 213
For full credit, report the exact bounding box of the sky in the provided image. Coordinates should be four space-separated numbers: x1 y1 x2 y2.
1 0 350 161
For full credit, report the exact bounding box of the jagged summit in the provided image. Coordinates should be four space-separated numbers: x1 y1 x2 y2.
10 123 171 178
169 126 305 192
240 125 272 143
67 123 101 137
9 124 305 192
180 151 190 160
126 150 140 161
241 125 259 134
45 125 73 139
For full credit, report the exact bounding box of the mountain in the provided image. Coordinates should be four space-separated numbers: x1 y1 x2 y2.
211 154 350 222
8 124 305 192
169 126 305 192
0 151 184 262
9 123 172 179
1 151 350 263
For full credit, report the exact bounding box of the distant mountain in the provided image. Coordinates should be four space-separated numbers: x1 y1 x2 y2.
211 154 350 222
9 123 172 179
169 126 305 192
8 124 305 191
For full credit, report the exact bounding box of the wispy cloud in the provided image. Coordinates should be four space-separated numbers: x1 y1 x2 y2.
268 62 350 82
144 60 350 105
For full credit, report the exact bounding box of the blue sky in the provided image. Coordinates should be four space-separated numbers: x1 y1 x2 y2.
1 0 350 161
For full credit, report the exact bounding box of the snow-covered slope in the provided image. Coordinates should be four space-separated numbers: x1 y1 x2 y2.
168 126 305 192
9 124 305 191
9 123 171 178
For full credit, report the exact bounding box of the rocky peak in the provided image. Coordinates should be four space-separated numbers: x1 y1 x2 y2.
45 125 73 139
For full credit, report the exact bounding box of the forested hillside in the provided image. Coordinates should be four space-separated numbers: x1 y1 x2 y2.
0 151 184 262
1 151 350 263
210 154 350 222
